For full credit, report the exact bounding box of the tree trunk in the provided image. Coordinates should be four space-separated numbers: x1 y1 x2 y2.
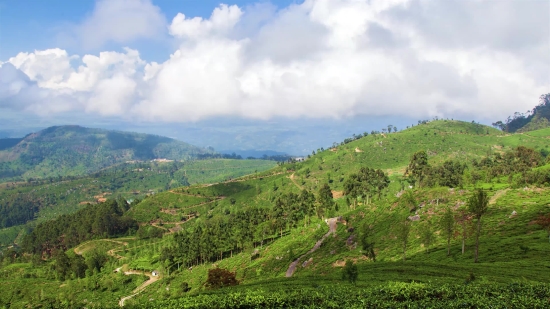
447 237 450 256
474 217 481 263
402 243 407 262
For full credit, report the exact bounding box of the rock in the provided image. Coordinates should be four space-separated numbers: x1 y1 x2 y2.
408 215 420 221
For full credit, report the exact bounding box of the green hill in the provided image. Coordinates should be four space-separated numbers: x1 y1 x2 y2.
0 125 215 181
2 120 550 308
0 158 276 247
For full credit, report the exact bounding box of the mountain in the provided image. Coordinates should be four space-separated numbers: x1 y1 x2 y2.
493 93 550 133
0 125 214 181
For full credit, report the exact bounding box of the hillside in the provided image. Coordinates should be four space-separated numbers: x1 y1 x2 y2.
0 125 215 181
0 158 277 248
493 93 550 133
1 120 550 308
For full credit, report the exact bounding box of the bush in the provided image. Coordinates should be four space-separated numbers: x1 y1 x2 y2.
205 268 238 289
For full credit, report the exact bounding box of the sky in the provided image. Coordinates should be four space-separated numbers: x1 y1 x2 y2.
0 0 549 155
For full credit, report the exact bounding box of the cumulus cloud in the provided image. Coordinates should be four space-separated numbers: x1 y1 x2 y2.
1 0 548 123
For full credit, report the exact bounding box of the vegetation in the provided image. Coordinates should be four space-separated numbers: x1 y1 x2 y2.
1 119 550 308
0 125 215 181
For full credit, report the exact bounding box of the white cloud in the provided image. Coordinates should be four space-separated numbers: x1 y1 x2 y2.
1 0 548 123
75 0 166 49
169 4 243 40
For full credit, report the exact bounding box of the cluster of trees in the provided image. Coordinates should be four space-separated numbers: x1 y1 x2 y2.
405 150 467 188
161 185 334 269
492 93 550 132
22 199 138 256
0 194 44 228
343 167 390 207
404 146 548 189
51 248 108 281
357 188 491 264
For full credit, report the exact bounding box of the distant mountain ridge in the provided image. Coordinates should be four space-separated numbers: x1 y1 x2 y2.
0 125 214 180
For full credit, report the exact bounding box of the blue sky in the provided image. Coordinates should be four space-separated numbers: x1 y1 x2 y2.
0 0 548 154
0 0 300 61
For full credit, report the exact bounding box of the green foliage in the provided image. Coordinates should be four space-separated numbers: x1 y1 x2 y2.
21 199 137 255
341 260 358 284
359 222 376 261
439 207 455 256
468 189 489 263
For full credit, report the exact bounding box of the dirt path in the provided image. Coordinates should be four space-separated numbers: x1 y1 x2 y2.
489 189 509 205
198 171 287 188
285 218 337 277
73 239 129 256
151 217 194 234
118 270 161 307
289 173 303 190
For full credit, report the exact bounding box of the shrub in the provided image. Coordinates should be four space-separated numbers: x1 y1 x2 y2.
205 268 238 289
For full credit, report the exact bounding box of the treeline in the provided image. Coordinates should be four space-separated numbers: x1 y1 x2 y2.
22 199 138 256
344 167 390 207
161 184 338 269
405 146 550 189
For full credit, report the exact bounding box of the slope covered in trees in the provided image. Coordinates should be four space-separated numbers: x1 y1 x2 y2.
0 158 276 248
0 125 215 181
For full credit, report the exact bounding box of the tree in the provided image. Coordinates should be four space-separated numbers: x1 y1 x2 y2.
53 250 71 281
360 222 376 261
341 260 358 284
397 220 411 262
317 183 335 218
205 267 238 289
401 190 417 212
467 189 489 263
421 225 435 253
439 207 455 256
405 150 429 187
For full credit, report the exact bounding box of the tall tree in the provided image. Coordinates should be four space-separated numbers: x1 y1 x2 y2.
405 150 429 187
439 207 455 256
317 183 335 218
397 220 411 262
468 189 489 263
360 222 376 261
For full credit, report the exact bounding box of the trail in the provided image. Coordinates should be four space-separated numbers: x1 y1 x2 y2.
73 239 129 256
198 171 287 188
289 173 303 190
285 218 338 277
118 270 161 307
489 189 509 205
151 216 195 234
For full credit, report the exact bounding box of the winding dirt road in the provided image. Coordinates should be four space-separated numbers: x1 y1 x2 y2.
285 218 338 277
118 270 161 307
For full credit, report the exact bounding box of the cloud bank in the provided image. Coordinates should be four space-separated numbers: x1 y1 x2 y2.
1 0 548 123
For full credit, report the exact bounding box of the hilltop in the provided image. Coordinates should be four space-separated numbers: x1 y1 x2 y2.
0 125 214 181
1 120 549 308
